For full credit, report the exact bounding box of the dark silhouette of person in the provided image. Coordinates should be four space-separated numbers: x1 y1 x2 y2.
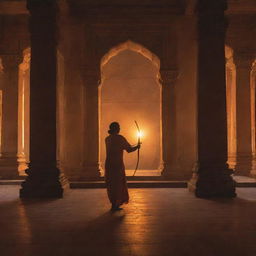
105 122 140 211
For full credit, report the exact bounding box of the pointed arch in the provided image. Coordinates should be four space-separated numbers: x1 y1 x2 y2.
101 40 160 71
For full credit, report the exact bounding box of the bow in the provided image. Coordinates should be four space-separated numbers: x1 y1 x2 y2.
133 120 140 176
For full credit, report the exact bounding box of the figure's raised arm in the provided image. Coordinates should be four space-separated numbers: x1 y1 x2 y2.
122 136 140 153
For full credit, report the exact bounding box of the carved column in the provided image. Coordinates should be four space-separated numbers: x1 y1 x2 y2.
0 54 21 179
225 53 237 169
20 0 63 198
160 69 179 178
18 48 30 175
81 69 101 180
233 52 255 176
191 0 236 197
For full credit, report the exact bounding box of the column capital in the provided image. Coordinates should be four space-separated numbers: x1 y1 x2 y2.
0 55 22 70
233 51 255 69
19 48 31 72
159 69 179 86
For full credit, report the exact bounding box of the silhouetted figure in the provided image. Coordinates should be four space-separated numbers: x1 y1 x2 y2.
105 122 140 211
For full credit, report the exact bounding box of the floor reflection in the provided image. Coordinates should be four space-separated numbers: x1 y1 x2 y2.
0 186 256 256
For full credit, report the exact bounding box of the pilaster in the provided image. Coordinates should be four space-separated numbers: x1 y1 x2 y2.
0 54 21 179
81 68 101 180
160 69 179 179
233 51 255 176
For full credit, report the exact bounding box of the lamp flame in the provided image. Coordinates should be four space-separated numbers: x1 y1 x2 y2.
137 131 144 139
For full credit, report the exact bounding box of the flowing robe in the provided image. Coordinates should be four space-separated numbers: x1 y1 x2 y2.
105 134 131 206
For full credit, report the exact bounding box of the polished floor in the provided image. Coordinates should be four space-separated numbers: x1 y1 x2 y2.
0 186 256 256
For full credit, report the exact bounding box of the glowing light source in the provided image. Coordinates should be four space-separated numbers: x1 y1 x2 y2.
136 130 144 139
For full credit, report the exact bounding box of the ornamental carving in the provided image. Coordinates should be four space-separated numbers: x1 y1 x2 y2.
19 48 31 72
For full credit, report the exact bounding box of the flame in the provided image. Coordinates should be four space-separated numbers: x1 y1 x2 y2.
137 130 144 139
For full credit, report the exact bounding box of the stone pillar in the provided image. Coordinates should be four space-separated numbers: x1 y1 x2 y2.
252 62 256 177
225 53 237 169
17 48 30 175
20 0 63 198
0 54 21 179
81 69 101 180
233 52 255 176
160 69 179 179
190 0 236 197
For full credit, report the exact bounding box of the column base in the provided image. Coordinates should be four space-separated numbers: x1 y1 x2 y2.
189 168 236 198
17 154 29 176
0 156 20 179
161 171 191 180
234 155 252 176
250 158 256 178
80 162 101 181
20 167 64 198
161 163 178 179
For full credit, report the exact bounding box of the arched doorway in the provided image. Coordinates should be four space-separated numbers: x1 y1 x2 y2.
99 41 162 176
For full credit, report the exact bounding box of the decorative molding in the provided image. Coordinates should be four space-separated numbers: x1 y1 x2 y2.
19 48 31 72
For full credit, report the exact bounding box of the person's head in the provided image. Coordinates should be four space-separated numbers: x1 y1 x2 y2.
108 122 120 135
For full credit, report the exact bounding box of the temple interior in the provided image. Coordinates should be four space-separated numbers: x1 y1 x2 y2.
0 0 256 255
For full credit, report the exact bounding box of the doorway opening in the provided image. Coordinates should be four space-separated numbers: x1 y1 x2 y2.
99 41 162 176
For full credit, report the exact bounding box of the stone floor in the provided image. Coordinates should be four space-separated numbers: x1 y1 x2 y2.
1 186 256 256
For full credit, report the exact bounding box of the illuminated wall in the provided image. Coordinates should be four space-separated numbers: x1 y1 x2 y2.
100 49 161 172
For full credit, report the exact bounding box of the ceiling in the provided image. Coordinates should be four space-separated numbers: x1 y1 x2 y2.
0 0 255 15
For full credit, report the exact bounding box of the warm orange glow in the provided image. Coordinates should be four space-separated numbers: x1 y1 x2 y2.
100 48 161 171
136 130 144 140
